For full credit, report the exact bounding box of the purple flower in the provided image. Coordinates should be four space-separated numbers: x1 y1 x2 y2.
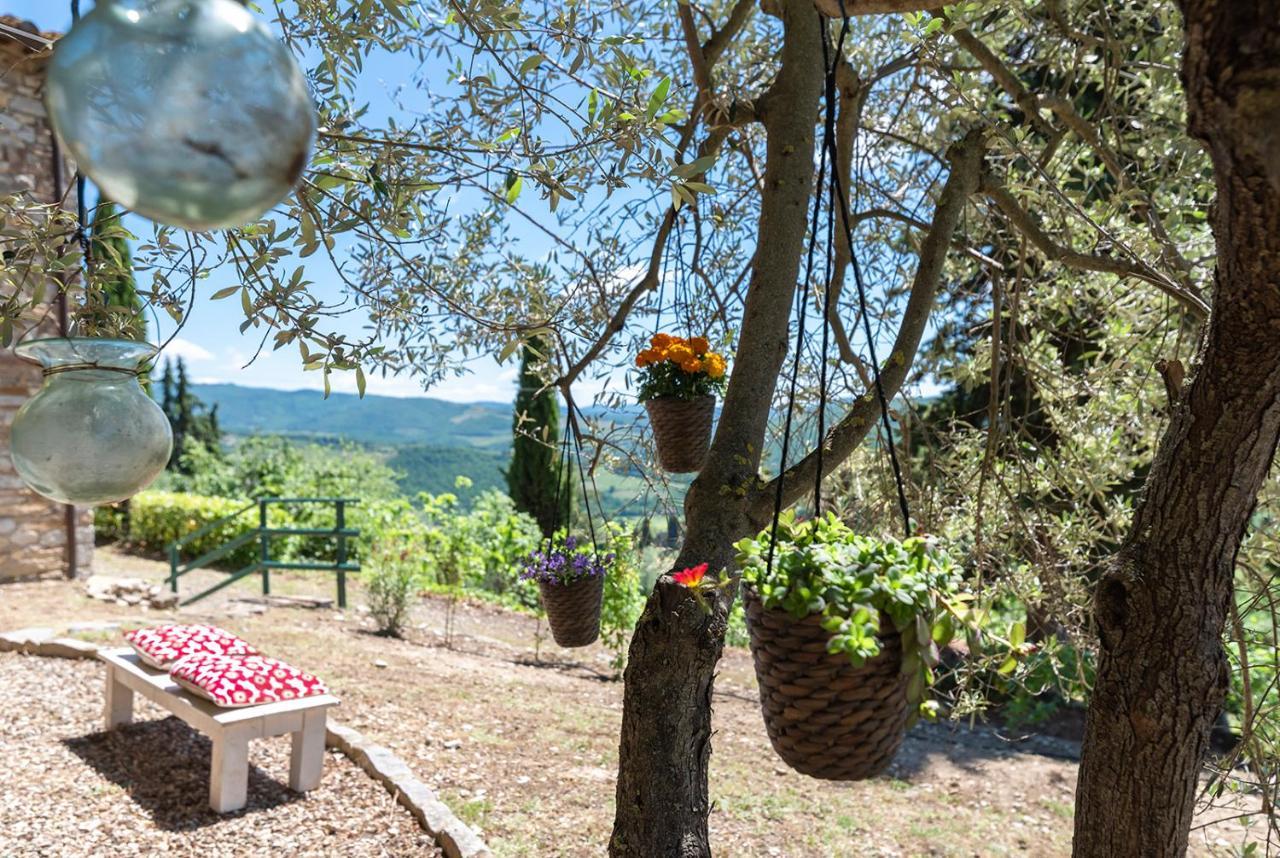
520 535 614 585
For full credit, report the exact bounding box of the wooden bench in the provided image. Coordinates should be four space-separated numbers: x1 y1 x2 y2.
97 648 340 813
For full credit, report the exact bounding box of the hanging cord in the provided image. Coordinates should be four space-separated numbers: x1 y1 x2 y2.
564 392 603 557
826 0 912 537
545 398 576 553
765 10 833 574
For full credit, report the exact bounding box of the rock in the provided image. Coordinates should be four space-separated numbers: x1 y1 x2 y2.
373 659 388 669
0 627 58 653
84 575 179 610
37 638 99 660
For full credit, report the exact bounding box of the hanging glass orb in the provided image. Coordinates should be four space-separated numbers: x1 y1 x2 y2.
45 0 316 231
10 338 173 506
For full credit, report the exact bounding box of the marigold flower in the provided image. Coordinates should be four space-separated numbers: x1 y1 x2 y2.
680 358 703 374
705 353 726 379
690 336 710 354
651 333 673 349
666 343 694 365
673 563 709 587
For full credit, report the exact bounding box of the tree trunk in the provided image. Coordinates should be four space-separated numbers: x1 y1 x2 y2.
609 1 825 854
1073 4 1280 856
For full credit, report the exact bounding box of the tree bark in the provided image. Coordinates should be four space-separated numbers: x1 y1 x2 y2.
1073 4 1280 856
609 3 825 855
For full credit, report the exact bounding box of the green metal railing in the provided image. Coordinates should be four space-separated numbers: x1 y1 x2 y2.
167 497 360 608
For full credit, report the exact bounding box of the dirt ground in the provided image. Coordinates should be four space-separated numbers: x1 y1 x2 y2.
0 547 1265 857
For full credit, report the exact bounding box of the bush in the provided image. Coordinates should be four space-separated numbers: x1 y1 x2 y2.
99 491 281 569
363 537 427 636
600 525 645 674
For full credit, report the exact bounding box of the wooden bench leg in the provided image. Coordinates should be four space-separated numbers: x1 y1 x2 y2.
210 731 250 813
288 709 326 793
104 665 134 730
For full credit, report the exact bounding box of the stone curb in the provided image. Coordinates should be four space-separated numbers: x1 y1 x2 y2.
0 626 492 858
0 627 100 659
326 721 493 858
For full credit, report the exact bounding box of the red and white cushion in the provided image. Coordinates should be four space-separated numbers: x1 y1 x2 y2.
124 624 258 669
169 653 329 708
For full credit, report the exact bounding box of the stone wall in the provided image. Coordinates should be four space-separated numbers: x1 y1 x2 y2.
0 17 93 580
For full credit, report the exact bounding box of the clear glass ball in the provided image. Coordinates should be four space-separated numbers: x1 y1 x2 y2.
45 0 316 231
10 338 173 505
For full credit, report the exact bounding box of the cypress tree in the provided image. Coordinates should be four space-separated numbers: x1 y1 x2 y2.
506 337 563 537
90 199 146 341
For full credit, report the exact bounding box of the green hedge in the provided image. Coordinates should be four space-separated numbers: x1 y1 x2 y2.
96 491 279 570
96 492 426 570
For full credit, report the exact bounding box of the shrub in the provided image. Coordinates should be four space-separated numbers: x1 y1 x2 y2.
101 491 278 569
599 525 645 674
363 538 427 637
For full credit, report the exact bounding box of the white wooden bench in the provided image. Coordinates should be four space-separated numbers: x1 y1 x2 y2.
97 648 340 813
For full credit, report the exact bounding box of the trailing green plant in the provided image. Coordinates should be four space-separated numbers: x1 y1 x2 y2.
736 512 966 711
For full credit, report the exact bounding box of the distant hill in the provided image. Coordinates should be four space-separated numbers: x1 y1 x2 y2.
194 383 512 449
386 443 509 502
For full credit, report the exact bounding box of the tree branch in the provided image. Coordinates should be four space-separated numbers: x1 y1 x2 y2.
678 4 715 101
949 22 1202 294
756 128 987 513
809 0 947 16
981 176 1211 319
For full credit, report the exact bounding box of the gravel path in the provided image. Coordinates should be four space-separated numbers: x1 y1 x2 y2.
0 653 439 857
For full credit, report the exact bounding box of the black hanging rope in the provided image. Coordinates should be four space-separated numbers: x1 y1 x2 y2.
766 11 832 572
825 0 912 537
766 3 914 571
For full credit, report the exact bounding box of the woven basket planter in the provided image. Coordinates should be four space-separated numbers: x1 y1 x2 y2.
644 395 715 473
743 588 911 780
539 574 605 648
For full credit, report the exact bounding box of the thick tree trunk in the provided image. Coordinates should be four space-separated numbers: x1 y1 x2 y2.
1073 4 1280 856
608 4 824 856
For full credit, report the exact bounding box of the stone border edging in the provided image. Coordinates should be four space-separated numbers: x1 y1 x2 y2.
0 626 101 659
0 625 492 858
326 722 493 858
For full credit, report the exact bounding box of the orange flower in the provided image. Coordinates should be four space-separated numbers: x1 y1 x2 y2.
705 353 726 379
690 336 710 354
666 343 694 365
635 350 651 368
680 358 703 374
651 333 673 349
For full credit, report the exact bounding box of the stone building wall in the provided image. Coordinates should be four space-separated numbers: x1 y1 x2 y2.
0 17 93 580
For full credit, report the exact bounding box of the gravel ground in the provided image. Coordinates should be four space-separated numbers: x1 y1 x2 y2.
0 654 439 858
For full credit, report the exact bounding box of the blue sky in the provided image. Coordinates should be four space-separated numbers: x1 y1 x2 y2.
9 0 529 403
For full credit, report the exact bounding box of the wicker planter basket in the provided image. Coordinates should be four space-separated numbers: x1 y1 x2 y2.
539 574 605 648
743 588 911 780
644 395 715 473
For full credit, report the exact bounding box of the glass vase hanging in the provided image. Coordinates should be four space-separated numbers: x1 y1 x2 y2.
10 338 173 505
45 0 316 231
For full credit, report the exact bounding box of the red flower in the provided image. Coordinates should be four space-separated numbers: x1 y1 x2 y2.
673 563 709 587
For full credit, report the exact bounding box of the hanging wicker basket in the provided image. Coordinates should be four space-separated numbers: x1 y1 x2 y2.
644 395 715 473
743 588 911 780
539 574 605 648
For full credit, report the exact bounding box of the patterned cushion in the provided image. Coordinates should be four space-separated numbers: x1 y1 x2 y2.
170 653 329 708
124 624 258 669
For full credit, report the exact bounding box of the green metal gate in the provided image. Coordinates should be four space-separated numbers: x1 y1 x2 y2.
167 497 359 607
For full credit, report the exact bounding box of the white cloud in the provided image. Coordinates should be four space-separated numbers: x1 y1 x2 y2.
158 337 214 362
